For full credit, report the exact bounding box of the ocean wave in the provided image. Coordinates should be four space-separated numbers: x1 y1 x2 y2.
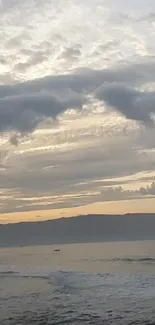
1 269 155 325
113 257 155 264
2 311 155 325
93 257 155 264
0 269 86 280
1 313 102 325
0 270 19 276
0 270 49 279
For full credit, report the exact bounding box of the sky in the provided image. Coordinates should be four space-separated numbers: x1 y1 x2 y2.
1 0 155 223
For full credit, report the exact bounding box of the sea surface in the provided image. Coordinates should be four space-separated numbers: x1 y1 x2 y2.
0 240 155 325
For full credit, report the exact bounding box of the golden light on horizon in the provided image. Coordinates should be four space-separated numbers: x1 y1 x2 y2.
1 198 155 224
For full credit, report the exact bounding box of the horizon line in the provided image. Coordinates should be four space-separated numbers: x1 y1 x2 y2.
1 212 155 226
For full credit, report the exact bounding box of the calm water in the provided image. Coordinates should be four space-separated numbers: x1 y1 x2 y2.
1 241 155 324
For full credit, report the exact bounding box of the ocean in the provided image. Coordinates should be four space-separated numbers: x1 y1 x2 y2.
0 240 155 325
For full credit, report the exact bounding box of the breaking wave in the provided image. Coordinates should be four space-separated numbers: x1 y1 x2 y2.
112 257 155 264
0 270 19 276
1 269 155 325
90 257 155 264
3 312 155 325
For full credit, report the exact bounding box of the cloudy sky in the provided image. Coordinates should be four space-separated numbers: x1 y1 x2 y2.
1 0 155 223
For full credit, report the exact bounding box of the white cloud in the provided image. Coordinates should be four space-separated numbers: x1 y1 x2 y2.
1 0 155 218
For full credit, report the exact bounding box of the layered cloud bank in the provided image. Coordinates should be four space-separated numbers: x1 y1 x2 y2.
1 58 155 134
1 0 155 220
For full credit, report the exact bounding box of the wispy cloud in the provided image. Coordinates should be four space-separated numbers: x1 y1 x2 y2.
1 0 155 219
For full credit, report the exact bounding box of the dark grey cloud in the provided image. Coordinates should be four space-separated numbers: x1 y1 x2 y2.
0 91 86 133
96 83 155 125
17 58 155 94
1 57 155 97
0 57 155 135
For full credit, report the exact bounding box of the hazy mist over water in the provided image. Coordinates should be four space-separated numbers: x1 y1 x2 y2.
1 240 155 324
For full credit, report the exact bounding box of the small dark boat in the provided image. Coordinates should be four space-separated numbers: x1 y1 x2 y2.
54 249 60 252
